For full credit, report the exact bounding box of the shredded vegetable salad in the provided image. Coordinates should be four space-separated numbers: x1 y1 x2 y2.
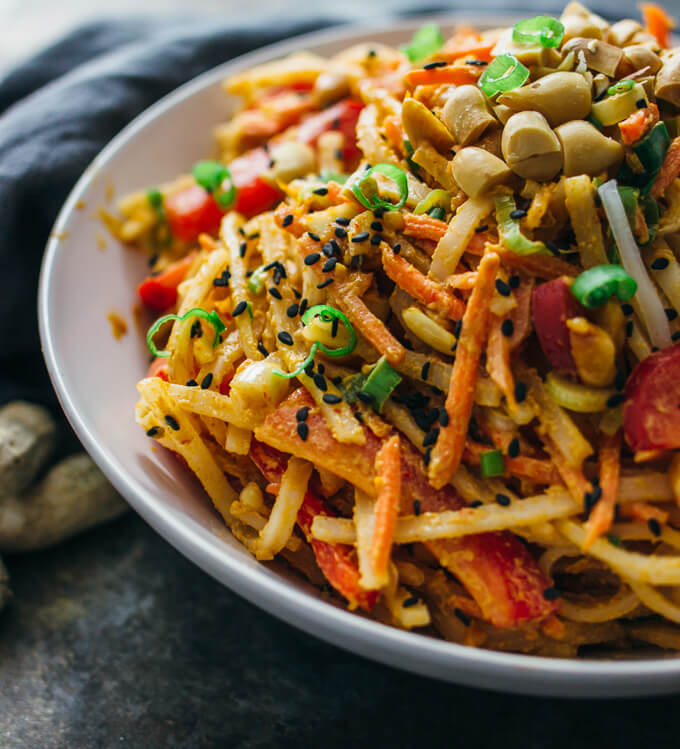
105 2 680 656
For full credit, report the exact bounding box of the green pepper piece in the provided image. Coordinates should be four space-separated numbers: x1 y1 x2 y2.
479 54 530 98
360 357 402 412
494 194 548 255
633 122 670 178
512 16 565 49
570 265 637 309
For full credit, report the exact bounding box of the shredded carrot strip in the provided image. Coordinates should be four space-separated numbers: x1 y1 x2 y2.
641 2 675 48
382 245 464 320
583 430 621 550
486 315 516 410
634 448 669 463
440 43 496 63
371 434 402 587
464 442 559 484
619 102 659 145
325 180 353 204
383 114 404 150
429 251 500 488
619 502 669 525
467 240 579 279
541 435 590 503
404 65 481 89
651 136 680 198
330 282 406 365
403 212 449 242
265 482 281 495
274 203 307 236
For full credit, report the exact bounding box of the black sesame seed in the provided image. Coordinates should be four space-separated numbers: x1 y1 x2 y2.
321 242 334 257
403 596 420 608
392 242 401 254
514 381 527 403
351 232 370 243
317 278 334 289
146 426 160 437
239 241 247 258
648 518 662 537
357 391 373 404
350 254 365 269
370 234 383 246
651 257 670 270
336 217 350 226
501 319 514 337
421 361 431 381
304 252 321 266
370 221 383 232
621 303 634 316
543 586 561 601
454 319 463 338
307 231 321 242
636 98 647 109
334 226 347 238
322 257 338 272
296 407 309 422
257 342 269 357
287 303 299 318
413 499 421 516
323 393 342 404
423 428 439 448
200 373 213 390
615 369 626 390
507 437 520 458
232 300 248 317
468 500 483 508
331 376 342 386
625 320 634 337
317 363 325 374
299 298 308 316
269 287 282 300
439 408 449 427
304 361 314 376
423 448 432 466
673 331 680 342
666 308 678 321
423 60 447 69
474 224 489 233
606 393 625 408
496 493 511 506
354 411 363 422
277 331 294 346
164 414 180 431
450 342 458 353
282 214 293 227
591 485 603 502
190 319 202 338
545 240 559 255
297 422 309 441
148 253 158 268
510 208 527 219
594 88 608 102
454 608 471 626
495 279 511 297
313 373 327 391
331 317 339 338
313 187 328 196
509 274 520 289
373 206 386 219
185 379 198 387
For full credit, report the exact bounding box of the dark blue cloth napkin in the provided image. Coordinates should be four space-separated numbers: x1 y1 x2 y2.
0 2 624 414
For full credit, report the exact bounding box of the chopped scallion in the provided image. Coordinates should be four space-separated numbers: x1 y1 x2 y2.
147 308 225 358
359 357 402 412
351 163 408 212
480 449 505 478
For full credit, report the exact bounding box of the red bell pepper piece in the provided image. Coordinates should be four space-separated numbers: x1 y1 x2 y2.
137 251 197 312
255 389 559 628
624 342 680 450
230 147 282 218
297 98 364 163
532 277 584 372
164 185 223 242
249 439 378 611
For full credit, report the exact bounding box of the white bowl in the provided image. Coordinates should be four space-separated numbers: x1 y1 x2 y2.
39 14 680 697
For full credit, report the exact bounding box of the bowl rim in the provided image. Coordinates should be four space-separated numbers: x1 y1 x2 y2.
38 12 680 697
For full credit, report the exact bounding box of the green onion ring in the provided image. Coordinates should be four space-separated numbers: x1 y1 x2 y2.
512 16 565 49
273 304 357 378
147 188 173 248
351 164 409 212
478 54 529 98
192 160 237 209
147 308 226 358
570 265 638 309
607 80 635 96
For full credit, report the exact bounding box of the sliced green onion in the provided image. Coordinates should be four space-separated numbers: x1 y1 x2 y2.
494 194 548 255
607 534 623 548
400 23 444 63
352 164 408 212
414 189 452 215
247 265 268 295
512 16 565 48
147 189 172 248
360 356 402 412
607 80 635 95
273 304 357 378
480 449 505 478
545 372 615 413
478 54 529 98
403 139 421 174
617 185 639 222
428 206 446 220
192 160 236 209
147 308 225 358
570 264 637 308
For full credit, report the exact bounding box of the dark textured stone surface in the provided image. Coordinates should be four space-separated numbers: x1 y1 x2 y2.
0 514 678 748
